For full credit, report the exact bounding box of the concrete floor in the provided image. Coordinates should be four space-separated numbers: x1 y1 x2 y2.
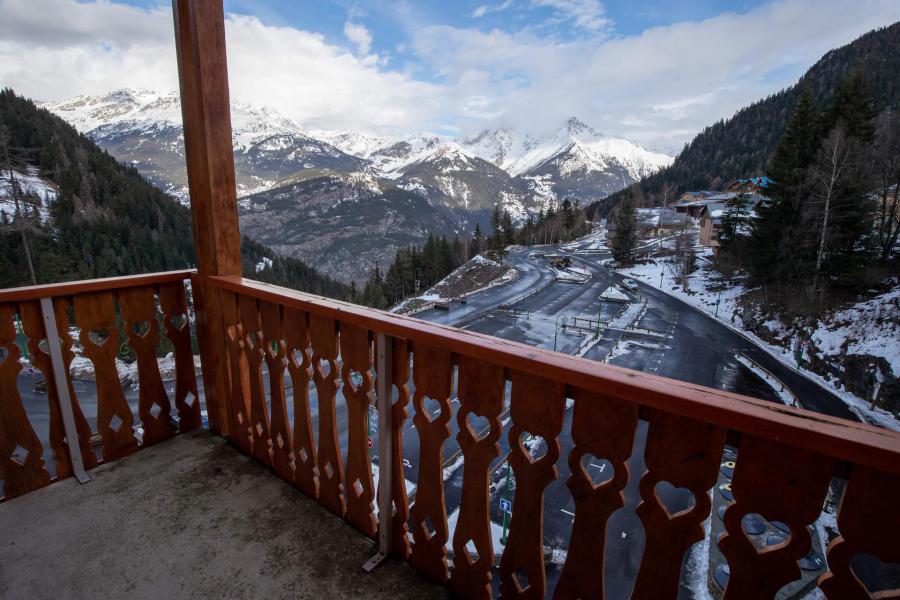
0 431 449 600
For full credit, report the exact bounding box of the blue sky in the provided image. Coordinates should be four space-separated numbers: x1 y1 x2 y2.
114 0 774 84
2 0 900 151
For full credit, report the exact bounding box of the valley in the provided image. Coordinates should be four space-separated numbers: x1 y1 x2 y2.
42 90 672 282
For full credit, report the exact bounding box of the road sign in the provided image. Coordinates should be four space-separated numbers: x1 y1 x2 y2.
499 498 512 514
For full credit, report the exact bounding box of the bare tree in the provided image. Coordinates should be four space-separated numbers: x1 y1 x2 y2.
0 122 40 285
874 109 900 261
808 125 854 295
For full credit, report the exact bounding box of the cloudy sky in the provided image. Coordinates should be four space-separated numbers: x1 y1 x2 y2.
1 0 899 152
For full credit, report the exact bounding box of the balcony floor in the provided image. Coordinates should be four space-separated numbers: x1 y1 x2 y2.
0 430 450 600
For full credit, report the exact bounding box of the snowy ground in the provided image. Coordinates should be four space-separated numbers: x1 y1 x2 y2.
618 242 900 430
0 166 58 223
392 253 516 313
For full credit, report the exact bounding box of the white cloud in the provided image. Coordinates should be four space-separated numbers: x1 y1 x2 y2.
1 0 899 151
411 0 900 149
344 21 372 56
0 0 442 134
472 1 513 19
531 0 611 32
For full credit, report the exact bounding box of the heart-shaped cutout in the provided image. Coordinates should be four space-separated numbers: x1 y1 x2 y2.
465 412 491 441
654 480 696 518
580 453 614 487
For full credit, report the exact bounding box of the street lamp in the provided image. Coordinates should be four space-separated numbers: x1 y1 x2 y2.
553 314 567 351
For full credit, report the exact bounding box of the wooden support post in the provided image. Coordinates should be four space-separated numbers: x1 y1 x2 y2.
172 0 243 435
364 332 394 572
39 297 91 484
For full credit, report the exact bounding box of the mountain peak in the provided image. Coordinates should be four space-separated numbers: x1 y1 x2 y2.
565 117 594 137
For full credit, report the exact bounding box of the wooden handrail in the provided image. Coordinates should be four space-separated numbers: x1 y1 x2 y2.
211 274 900 476
0 269 195 303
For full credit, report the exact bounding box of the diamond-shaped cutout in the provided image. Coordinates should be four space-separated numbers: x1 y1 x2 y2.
298 447 309 463
132 321 151 338
247 331 259 349
149 403 162 419
275 432 285 449
184 391 196 407
9 443 28 466
512 569 531 592
267 340 281 359
255 422 264 437
324 462 335 479
89 329 110 347
170 314 188 331
109 414 124 433
419 516 438 541
352 478 364 498
462 539 480 566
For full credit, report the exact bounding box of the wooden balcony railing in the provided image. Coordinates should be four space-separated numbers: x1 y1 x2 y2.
2 270 899 598
209 275 900 600
0 270 201 499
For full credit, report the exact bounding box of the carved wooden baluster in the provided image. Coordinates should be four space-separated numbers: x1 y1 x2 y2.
260 301 293 481
73 292 138 461
498 370 566 600
819 465 900 599
409 343 454 584
221 291 251 453
310 314 346 517
284 307 318 498
389 337 412 559
239 295 272 466
118 286 175 446
18 300 96 478
340 323 377 537
158 281 201 432
718 435 834 599
0 303 52 499
450 355 505 599
555 389 639 600
632 409 725 599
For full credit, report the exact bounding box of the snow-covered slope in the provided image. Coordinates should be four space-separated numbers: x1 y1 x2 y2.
0 166 58 222
42 89 367 199
42 89 676 222
463 117 672 178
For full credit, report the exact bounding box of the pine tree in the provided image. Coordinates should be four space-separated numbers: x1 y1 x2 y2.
610 189 638 264
720 191 752 250
500 209 514 258
749 86 821 284
473 223 485 255
490 203 502 253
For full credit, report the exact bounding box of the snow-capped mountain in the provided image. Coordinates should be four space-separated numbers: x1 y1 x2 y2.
43 90 673 208
42 89 367 199
393 142 539 219
41 89 674 280
462 117 673 185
